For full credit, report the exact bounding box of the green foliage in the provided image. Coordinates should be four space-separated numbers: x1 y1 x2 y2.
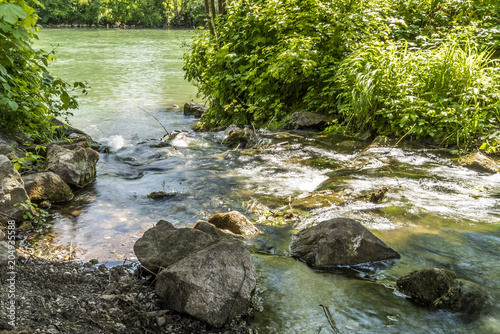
335 38 500 148
184 0 390 128
0 0 85 143
33 0 207 27
11 146 45 172
14 200 50 226
479 130 500 153
184 0 500 150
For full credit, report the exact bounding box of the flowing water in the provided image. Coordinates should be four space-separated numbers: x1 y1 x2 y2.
35 29 499 334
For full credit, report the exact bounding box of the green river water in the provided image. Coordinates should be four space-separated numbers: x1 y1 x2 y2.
35 29 499 334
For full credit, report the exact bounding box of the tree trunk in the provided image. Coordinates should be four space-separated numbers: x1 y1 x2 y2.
203 0 215 35
218 0 226 16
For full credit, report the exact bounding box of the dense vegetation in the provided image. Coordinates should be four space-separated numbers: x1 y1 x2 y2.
184 0 500 150
32 0 206 27
0 0 83 143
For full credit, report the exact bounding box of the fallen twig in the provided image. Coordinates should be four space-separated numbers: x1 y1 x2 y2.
319 304 340 334
140 107 170 135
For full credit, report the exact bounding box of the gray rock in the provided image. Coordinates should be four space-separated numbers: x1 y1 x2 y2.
133 220 215 274
0 144 19 160
457 152 499 173
221 127 255 149
0 155 33 223
0 240 18 266
289 218 400 268
193 220 227 239
208 211 259 237
284 112 334 130
22 172 73 203
44 145 99 188
397 268 489 317
155 238 256 327
183 102 209 118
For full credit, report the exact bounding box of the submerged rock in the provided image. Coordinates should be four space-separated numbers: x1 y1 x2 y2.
22 172 73 203
45 145 99 188
155 238 256 327
222 126 255 149
146 190 176 200
208 211 260 237
284 112 334 130
457 152 499 173
291 190 345 211
397 268 489 317
0 155 33 223
183 102 208 118
289 218 400 268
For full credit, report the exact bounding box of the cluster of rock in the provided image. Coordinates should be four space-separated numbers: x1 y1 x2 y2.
0 121 99 225
134 212 259 327
133 202 490 328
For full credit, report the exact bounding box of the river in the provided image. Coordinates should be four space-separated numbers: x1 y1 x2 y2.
35 28 499 333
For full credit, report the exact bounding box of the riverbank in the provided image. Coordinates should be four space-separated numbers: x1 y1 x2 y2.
40 23 192 29
0 259 249 333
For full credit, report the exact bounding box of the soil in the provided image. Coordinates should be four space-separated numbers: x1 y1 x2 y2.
0 258 251 334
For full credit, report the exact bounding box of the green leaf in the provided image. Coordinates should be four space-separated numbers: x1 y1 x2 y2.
60 92 71 106
7 100 18 111
0 3 27 25
13 162 21 170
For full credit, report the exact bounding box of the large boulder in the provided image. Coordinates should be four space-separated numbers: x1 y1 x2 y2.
135 220 257 327
183 102 209 118
208 211 260 237
155 238 256 327
44 145 99 188
289 218 400 268
22 172 73 203
397 268 488 317
457 152 499 173
133 220 215 274
0 155 33 223
284 112 334 130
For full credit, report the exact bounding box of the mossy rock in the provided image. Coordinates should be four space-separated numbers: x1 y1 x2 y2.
397 268 489 317
291 190 345 211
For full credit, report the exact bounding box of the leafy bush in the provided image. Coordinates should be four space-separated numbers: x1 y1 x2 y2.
184 0 500 149
0 0 83 143
334 38 500 149
184 0 388 128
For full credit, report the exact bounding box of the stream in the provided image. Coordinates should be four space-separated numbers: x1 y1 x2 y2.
35 28 499 334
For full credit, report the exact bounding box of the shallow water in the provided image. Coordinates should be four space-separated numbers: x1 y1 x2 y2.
35 29 499 333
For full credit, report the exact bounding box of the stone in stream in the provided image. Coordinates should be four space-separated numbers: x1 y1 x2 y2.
22 171 73 203
208 211 260 237
44 145 99 188
289 218 400 268
221 126 255 149
0 155 33 223
183 102 208 118
397 268 489 318
283 111 334 130
457 152 499 173
134 220 256 327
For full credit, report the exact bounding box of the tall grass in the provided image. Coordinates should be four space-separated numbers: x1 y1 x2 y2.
335 39 500 149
